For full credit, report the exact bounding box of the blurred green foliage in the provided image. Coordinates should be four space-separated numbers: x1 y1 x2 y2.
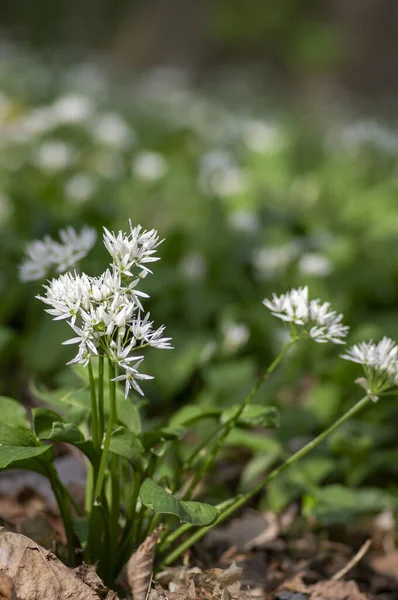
1 52 398 530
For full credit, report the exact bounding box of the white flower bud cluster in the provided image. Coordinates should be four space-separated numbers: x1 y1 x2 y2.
341 337 398 398
37 221 172 397
19 226 97 282
263 286 348 344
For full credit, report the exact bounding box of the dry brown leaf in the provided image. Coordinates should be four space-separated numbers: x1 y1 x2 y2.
0 574 16 600
148 583 168 600
0 527 117 599
308 579 368 600
127 526 163 600
156 563 249 600
370 550 398 579
156 566 202 591
281 574 309 594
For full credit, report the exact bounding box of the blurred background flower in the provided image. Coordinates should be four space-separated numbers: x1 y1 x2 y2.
1 0 398 527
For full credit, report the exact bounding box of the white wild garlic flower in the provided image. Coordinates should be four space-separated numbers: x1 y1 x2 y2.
36 222 172 398
263 286 348 344
103 220 162 277
341 337 398 400
19 226 97 282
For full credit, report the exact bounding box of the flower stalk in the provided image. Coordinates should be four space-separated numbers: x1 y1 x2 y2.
181 337 298 500
94 358 117 501
163 395 372 565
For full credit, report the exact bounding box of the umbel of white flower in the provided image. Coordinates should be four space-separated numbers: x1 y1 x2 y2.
19 226 97 282
341 337 398 400
37 222 172 398
263 286 349 344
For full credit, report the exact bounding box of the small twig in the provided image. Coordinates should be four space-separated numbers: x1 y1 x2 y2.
331 538 372 581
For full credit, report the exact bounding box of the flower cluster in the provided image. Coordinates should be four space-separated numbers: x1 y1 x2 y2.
263 286 348 344
37 221 172 397
19 226 97 282
341 337 398 399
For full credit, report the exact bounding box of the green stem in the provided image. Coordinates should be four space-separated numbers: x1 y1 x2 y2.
163 395 371 566
94 359 117 501
184 422 225 472
159 498 236 553
110 454 120 575
48 466 76 566
182 338 297 500
98 353 105 434
85 463 94 514
118 470 141 565
88 361 100 452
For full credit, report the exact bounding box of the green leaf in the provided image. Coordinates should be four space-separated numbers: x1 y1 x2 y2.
0 326 14 353
116 391 142 435
33 408 83 442
0 445 54 474
140 478 220 526
32 408 95 463
0 422 39 447
142 426 186 451
204 359 256 404
33 408 66 437
0 396 29 428
304 484 398 526
267 457 336 513
239 449 282 492
33 385 91 412
144 337 208 398
305 382 341 425
168 405 221 427
109 427 147 471
73 516 89 548
221 405 279 429
226 429 282 454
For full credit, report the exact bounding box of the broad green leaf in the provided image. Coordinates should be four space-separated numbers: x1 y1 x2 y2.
143 337 208 398
169 405 221 427
226 429 282 454
305 382 341 425
267 458 336 513
239 449 282 492
142 427 186 451
109 427 147 471
32 408 95 463
304 484 398 526
204 359 256 404
0 422 38 447
33 408 83 441
221 405 279 429
0 445 54 474
31 383 91 413
0 396 29 428
140 478 220 526
33 408 67 438
71 364 91 385
116 391 142 435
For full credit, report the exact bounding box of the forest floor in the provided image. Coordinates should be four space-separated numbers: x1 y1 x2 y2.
0 451 397 600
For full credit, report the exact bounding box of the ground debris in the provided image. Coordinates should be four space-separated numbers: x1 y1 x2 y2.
126 526 163 600
0 527 118 600
370 550 398 579
308 580 368 600
0 573 16 600
272 574 368 600
153 562 250 600
205 510 280 552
